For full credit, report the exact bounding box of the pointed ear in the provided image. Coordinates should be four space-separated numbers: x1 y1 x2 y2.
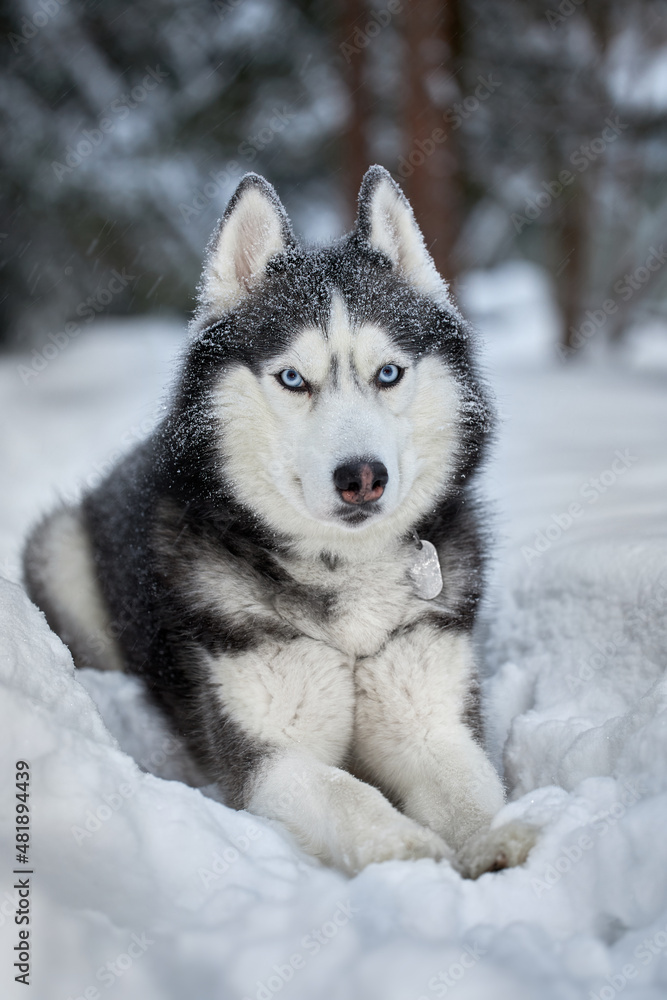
356 165 450 304
198 173 295 316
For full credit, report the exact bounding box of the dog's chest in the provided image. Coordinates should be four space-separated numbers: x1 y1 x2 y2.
272 551 428 658
188 538 435 659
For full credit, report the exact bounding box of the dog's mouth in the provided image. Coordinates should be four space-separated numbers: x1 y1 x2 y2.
333 503 383 527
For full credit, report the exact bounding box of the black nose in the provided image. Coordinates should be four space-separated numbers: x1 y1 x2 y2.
333 459 388 504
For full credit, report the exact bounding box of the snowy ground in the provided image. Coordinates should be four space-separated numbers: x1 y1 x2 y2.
1 264 667 1000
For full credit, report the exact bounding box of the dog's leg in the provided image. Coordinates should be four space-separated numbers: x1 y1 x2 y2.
353 624 537 877
23 505 125 671
197 635 451 875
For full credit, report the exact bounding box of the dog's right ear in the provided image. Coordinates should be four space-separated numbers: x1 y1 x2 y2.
198 173 295 317
355 165 450 306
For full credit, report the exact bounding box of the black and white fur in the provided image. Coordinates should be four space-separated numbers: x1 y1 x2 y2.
23 167 536 877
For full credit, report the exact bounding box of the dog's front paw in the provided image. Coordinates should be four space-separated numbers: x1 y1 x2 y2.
347 814 453 874
454 820 539 879
309 773 455 874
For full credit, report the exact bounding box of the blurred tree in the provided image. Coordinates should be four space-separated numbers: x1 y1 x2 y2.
401 0 463 280
339 0 372 221
451 0 667 352
0 0 346 346
2 0 667 356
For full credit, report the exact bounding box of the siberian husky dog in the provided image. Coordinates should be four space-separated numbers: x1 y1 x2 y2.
24 166 535 877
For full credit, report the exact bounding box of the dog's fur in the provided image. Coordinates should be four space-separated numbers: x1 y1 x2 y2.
23 166 536 876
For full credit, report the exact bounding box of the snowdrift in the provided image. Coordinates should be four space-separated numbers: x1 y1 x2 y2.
2 272 667 999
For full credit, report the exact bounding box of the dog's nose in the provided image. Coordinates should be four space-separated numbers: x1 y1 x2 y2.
333 459 388 504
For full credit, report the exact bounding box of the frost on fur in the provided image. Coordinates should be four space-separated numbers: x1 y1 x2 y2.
357 164 452 307
197 172 295 323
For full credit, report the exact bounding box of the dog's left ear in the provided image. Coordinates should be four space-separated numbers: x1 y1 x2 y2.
198 173 296 318
355 165 449 304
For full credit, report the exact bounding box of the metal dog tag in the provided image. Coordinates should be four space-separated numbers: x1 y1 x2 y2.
408 537 443 600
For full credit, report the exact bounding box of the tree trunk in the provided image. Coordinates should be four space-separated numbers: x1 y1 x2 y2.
340 0 372 225
555 177 589 355
401 0 462 280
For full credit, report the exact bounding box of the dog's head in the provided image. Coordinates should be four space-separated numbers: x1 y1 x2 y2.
173 167 492 556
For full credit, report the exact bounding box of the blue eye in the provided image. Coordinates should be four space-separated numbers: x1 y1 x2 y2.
377 364 402 386
278 368 305 390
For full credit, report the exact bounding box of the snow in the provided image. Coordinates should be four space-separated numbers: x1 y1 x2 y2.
606 29 667 115
2 270 667 999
